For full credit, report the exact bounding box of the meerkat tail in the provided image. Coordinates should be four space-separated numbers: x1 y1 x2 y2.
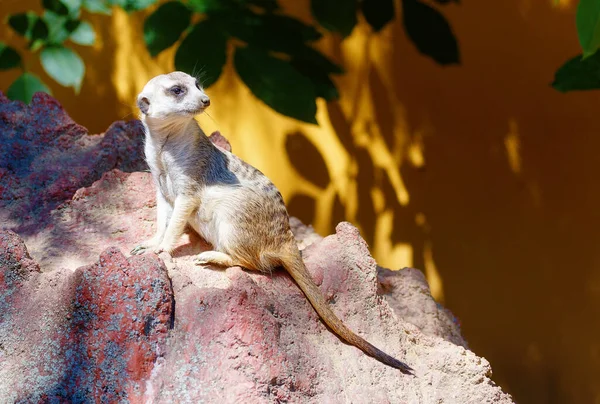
281 254 413 374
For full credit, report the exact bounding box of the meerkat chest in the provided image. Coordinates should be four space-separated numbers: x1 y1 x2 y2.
156 169 179 202
145 145 186 203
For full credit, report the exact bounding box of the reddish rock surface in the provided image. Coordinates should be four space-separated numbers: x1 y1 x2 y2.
0 231 173 402
0 94 513 402
208 130 232 152
0 92 146 234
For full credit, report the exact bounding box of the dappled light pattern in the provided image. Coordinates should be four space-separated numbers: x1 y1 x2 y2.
504 119 522 175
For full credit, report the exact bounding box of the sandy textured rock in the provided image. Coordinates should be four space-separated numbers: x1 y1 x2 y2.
378 267 467 348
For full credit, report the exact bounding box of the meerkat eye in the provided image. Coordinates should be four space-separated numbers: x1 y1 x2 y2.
195 80 201 90
170 86 184 95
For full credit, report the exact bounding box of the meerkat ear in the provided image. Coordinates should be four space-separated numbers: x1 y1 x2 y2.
137 96 150 115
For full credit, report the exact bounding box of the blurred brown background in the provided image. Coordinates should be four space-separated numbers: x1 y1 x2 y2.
1 0 599 402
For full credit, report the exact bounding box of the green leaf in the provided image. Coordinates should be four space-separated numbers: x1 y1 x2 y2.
144 2 192 57
40 46 85 92
65 19 81 32
361 0 395 32
207 10 256 40
402 0 459 65
189 0 278 13
188 0 238 13
8 13 30 36
31 19 50 44
188 0 224 13
291 45 343 75
7 73 52 103
175 20 227 88
42 0 82 18
234 46 318 124
0 43 22 70
61 0 83 14
82 0 112 14
310 0 357 37
42 0 70 15
42 11 71 45
577 0 600 58
8 13 49 44
260 14 321 42
110 0 157 12
70 21 95 45
217 10 321 53
552 52 600 92
291 59 339 101
210 7 341 77
42 12 87 46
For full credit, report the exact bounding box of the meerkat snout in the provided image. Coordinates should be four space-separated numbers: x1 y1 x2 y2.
136 71 210 119
200 95 210 107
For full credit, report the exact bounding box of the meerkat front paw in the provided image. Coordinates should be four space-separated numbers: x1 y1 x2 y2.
153 243 175 256
130 237 161 255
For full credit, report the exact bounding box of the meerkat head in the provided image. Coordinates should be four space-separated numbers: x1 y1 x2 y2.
136 71 210 121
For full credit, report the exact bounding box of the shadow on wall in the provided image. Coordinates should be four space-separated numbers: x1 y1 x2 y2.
1 0 600 402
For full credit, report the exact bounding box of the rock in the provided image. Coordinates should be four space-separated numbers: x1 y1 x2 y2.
290 218 467 347
208 130 232 152
378 267 467 348
289 216 323 250
0 230 41 316
0 170 512 402
23 169 157 271
0 230 173 402
0 93 513 402
0 92 147 234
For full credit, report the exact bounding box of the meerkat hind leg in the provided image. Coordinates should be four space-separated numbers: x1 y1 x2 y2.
194 251 236 267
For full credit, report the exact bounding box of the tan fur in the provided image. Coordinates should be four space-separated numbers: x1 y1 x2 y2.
131 72 413 373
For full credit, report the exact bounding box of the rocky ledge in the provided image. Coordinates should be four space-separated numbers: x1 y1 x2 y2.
0 93 513 403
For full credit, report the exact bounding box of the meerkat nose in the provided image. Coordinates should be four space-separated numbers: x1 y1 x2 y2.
200 96 210 107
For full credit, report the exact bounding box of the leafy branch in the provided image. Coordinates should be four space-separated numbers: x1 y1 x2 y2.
1 0 461 123
553 0 600 92
0 0 105 102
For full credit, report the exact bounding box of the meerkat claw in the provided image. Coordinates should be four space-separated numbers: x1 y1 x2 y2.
130 245 147 255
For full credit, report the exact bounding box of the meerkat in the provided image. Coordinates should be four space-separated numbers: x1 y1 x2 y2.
130 71 412 373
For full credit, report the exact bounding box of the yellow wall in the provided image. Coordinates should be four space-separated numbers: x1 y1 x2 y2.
1 0 598 402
